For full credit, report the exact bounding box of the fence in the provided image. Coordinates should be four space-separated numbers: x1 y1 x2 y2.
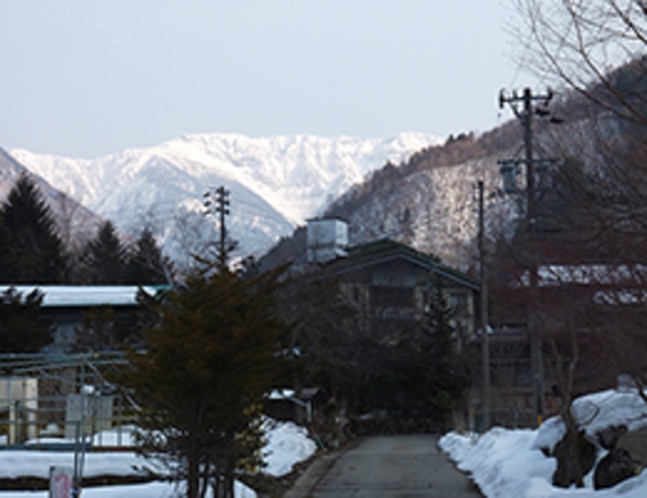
0 353 138 449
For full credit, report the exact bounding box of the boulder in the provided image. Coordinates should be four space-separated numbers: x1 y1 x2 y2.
593 427 647 489
596 424 627 451
594 448 639 490
552 429 597 488
617 426 647 466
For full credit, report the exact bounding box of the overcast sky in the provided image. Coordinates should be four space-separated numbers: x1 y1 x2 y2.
1 1 539 158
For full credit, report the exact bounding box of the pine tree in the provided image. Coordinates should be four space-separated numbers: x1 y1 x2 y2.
0 173 68 283
424 281 470 424
125 228 172 285
115 262 291 498
70 306 121 353
81 221 128 284
0 287 52 352
358 281 471 425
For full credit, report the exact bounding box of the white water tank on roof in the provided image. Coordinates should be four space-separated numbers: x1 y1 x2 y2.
306 218 348 264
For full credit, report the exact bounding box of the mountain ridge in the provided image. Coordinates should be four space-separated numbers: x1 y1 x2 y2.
11 132 441 263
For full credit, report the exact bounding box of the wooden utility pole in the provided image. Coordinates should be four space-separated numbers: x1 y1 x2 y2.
478 180 491 430
499 87 553 428
204 186 231 265
215 186 230 257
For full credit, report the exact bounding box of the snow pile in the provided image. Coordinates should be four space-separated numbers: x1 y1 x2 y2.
0 419 314 498
262 420 317 477
570 389 647 434
441 428 556 497
0 481 257 498
0 451 152 481
440 389 647 498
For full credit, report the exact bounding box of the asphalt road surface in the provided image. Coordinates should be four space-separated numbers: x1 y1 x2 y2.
287 435 483 498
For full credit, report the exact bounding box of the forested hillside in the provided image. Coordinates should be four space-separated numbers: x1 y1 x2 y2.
259 120 527 272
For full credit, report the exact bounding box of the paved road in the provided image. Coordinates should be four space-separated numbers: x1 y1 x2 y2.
287 435 482 498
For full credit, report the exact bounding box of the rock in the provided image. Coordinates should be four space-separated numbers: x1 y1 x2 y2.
552 429 597 488
594 448 639 490
593 427 647 490
596 424 627 450
617 426 647 466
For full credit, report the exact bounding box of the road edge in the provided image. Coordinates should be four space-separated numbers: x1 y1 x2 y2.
283 439 362 498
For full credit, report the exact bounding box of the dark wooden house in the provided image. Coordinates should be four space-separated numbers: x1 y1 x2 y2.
311 237 480 347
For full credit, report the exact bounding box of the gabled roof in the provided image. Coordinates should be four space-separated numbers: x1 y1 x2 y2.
318 238 480 291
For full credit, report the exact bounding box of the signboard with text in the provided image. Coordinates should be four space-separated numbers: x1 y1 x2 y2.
49 466 73 498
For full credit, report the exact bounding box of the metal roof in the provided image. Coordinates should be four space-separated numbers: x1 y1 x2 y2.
318 238 480 291
0 285 163 308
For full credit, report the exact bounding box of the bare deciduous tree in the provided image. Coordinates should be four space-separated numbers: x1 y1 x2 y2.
513 0 647 125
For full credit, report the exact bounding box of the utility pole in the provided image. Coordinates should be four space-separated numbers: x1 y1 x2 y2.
478 180 491 430
204 186 231 264
499 87 553 428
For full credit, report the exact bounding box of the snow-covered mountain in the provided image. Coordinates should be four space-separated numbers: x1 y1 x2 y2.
11 132 440 263
258 127 526 273
0 148 103 249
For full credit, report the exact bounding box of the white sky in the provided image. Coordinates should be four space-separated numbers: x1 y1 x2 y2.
1 1 538 158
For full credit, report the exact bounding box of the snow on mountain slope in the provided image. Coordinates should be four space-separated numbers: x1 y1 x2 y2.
0 148 103 248
11 132 440 259
323 156 512 269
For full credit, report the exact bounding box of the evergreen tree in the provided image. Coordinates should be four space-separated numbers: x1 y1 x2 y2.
0 287 52 352
424 281 471 423
70 306 123 353
70 296 152 353
0 173 68 283
81 221 128 284
355 282 470 427
125 228 172 285
115 262 291 498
